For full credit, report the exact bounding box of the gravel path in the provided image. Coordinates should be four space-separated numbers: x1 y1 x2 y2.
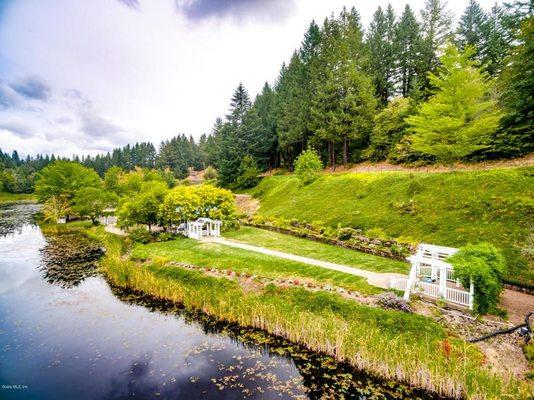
205 236 407 289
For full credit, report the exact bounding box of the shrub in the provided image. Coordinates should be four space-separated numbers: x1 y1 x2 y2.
376 292 412 313
204 166 218 180
337 227 358 241
128 227 152 244
154 232 176 242
222 220 240 232
365 227 389 241
448 243 506 314
236 155 261 189
294 149 323 184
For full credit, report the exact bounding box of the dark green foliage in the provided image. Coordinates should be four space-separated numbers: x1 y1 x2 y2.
367 97 412 161
394 5 424 97
236 155 260 189
128 227 152 244
497 17 534 158
448 243 506 313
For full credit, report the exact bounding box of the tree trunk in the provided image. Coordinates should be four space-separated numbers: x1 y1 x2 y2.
342 138 348 167
330 141 336 171
91 217 96 225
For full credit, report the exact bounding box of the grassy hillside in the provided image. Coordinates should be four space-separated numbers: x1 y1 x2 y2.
248 167 534 287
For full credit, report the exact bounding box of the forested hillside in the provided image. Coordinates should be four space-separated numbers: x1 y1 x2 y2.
248 167 534 288
1 0 532 193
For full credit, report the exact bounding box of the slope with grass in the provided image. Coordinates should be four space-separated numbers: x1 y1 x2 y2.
248 167 534 288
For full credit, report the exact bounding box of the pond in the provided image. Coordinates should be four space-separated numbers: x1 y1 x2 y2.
0 203 445 400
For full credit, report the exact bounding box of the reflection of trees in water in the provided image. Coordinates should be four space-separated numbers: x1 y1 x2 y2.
40 233 104 288
111 287 445 400
0 203 40 237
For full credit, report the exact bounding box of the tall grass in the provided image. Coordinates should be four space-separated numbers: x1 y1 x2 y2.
88 227 532 400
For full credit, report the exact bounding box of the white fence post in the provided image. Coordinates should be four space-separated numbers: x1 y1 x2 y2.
469 280 474 310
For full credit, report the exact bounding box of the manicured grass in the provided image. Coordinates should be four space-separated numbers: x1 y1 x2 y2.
248 167 534 287
0 192 36 204
132 237 382 295
224 226 409 274
88 227 532 400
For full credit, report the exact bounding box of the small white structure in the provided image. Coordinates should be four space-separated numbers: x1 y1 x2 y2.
390 243 474 309
97 215 117 226
186 218 222 240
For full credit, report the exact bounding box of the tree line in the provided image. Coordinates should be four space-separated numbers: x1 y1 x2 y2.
1 0 532 192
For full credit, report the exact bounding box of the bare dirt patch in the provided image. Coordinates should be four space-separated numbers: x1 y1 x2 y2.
235 194 259 216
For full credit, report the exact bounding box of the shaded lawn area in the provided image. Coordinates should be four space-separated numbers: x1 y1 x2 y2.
133 238 383 295
224 226 409 274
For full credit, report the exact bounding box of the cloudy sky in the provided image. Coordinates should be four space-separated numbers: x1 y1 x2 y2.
0 0 500 157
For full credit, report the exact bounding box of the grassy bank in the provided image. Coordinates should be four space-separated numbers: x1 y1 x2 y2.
132 235 381 294
0 192 36 204
224 226 409 274
89 228 531 399
247 167 534 287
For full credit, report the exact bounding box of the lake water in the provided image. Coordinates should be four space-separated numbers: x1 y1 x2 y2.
0 203 443 400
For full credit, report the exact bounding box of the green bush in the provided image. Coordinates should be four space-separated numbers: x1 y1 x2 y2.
448 243 506 314
129 227 152 244
236 155 261 189
337 227 358 241
365 227 389 241
222 219 240 232
294 149 323 184
204 166 218 180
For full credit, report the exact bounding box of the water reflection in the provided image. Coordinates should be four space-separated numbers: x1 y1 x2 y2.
0 204 445 400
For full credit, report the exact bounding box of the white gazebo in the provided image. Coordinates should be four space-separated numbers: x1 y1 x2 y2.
186 218 222 240
390 243 474 309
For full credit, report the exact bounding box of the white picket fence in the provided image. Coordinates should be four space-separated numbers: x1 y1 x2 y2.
389 278 472 308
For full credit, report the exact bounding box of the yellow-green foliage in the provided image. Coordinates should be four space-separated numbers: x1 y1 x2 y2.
248 168 534 287
89 228 531 400
159 184 236 225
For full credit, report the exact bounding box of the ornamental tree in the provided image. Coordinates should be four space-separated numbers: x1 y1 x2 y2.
73 187 115 225
407 44 503 164
117 181 168 230
293 149 323 184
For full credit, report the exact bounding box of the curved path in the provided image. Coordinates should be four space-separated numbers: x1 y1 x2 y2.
205 236 407 289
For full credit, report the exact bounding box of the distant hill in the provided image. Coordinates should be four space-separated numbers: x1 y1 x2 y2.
248 167 534 288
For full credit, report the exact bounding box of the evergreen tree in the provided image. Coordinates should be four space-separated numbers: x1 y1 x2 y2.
456 0 488 61
482 3 513 76
497 17 534 157
394 5 423 97
407 44 503 164
367 6 396 105
226 83 251 126
419 0 453 90
253 82 279 169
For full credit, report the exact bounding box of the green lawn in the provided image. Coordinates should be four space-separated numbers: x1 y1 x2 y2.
0 192 36 204
247 167 534 287
224 226 409 274
132 237 383 295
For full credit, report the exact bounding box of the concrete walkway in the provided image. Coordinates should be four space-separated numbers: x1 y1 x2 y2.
205 236 407 289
